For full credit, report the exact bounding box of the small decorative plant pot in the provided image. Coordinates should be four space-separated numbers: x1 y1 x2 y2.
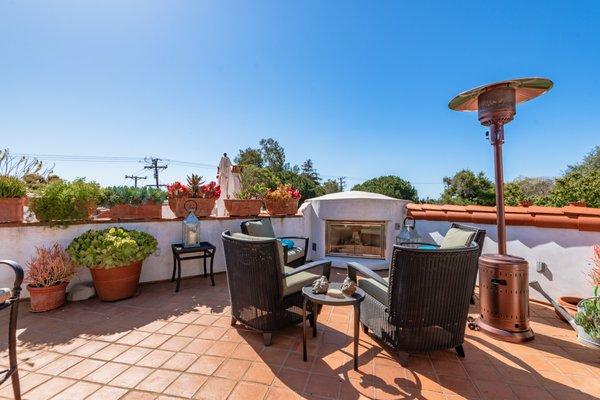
265 198 299 216
556 296 583 322
224 199 263 217
169 198 216 218
0 197 25 223
110 202 162 220
90 260 143 301
28 281 69 312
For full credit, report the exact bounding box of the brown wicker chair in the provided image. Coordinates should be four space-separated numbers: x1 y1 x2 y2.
347 243 480 366
240 218 309 268
222 231 330 346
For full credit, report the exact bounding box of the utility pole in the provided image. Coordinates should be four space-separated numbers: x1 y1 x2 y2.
143 158 168 188
338 176 346 191
125 175 147 188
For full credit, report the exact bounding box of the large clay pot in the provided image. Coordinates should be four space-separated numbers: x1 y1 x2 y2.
90 260 142 301
28 281 68 312
264 198 299 216
224 199 263 217
556 296 583 322
168 198 216 218
110 202 162 220
0 197 25 223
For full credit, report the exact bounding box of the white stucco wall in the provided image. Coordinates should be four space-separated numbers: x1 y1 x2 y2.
415 220 600 302
0 217 304 298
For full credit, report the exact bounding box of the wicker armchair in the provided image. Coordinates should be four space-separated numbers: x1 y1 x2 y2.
347 244 479 366
222 231 330 346
241 218 309 268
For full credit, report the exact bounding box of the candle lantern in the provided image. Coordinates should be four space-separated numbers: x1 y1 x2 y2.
182 201 200 247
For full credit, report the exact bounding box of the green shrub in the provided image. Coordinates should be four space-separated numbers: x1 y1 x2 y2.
67 227 157 269
0 175 26 198
102 186 166 207
352 175 418 202
574 287 600 340
29 178 103 222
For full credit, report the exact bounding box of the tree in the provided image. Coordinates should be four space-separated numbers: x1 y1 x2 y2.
568 146 600 173
352 175 418 201
259 138 286 171
504 176 555 206
546 169 600 208
439 169 495 206
234 148 263 167
322 179 341 194
300 159 320 185
276 169 324 201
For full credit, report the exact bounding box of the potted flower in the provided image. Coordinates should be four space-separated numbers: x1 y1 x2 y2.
67 227 157 301
573 244 600 347
29 178 103 223
25 244 76 312
224 183 266 217
167 174 221 218
0 175 26 223
102 186 166 220
264 184 301 215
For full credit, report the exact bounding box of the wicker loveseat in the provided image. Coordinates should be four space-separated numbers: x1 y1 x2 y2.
241 218 309 268
221 231 330 345
347 243 480 366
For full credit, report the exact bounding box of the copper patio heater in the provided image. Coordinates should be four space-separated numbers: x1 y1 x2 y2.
449 77 553 342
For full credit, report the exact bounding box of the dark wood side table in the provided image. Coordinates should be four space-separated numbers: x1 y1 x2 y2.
302 283 365 371
171 242 216 292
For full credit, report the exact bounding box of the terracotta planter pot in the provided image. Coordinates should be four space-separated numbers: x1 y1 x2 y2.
224 199 263 217
168 197 216 218
28 281 68 312
556 296 583 322
265 198 299 216
90 260 143 301
110 202 162 220
0 197 25 223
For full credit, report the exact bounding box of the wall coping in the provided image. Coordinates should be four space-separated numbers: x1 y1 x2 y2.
0 213 302 229
407 203 600 232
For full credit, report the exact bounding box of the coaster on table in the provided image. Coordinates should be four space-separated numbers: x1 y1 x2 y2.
326 288 344 298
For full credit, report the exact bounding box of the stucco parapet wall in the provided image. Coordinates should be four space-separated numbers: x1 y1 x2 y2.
406 203 600 232
0 213 301 229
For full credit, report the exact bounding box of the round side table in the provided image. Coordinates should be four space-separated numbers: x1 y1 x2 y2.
302 283 365 371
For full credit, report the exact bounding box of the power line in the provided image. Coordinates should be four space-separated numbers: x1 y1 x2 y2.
143 157 168 188
125 175 147 188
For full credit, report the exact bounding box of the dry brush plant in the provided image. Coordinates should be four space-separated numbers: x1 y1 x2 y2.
25 244 76 288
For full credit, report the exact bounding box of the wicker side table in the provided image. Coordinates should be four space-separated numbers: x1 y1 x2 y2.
302 283 365 371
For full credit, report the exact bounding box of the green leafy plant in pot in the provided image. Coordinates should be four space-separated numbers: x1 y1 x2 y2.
102 186 166 220
574 244 600 347
67 227 157 301
0 175 27 223
26 244 76 312
225 183 267 217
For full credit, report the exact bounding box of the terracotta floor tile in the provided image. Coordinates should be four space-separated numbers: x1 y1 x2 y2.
178 324 205 338
182 338 213 354
432 359 468 377
85 385 128 400
138 333 172 349
437 375 480 398
213 358 251 380
228 381 269 400
163 372 207 398
51 380 101 400
117 331 152 346
60 358 106 379
0 372 50 398
113 346 152 364
194 314 220 326
110 366 154 388
205 341 238 358
511 384 555 400
37 355 84 375
136 369 181 393
91 343 130 361
197 326 226 341
23 376 75 400
264 386 300 400
186 355 224 376
136 349 175 368
19 351 61 371
230 343 261 361
70 341 110 358
157 322 187 335
273 368 308 391
84 362 129 384
305 373 341 398
121 391 158 400
259 346 289 366
161 352 198 371
159 336 193 352
193 376 236 399
474 379 518 400
243 362 276 385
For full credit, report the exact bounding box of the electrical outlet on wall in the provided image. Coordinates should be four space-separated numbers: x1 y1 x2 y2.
536 261 546 273
312 243 317 251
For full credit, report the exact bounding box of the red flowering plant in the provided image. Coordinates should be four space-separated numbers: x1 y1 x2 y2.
166 175 221 199
200 181 221 199
166 181 190 199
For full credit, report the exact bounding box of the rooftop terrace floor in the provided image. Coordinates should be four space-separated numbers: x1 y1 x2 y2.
1 269 598 400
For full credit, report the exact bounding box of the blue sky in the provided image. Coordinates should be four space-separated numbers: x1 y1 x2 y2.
1 1 599 198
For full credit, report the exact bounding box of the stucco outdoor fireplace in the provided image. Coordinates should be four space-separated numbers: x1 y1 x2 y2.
326 221 386 259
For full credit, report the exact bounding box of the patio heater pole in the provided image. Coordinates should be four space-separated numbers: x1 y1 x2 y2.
449 78 553 343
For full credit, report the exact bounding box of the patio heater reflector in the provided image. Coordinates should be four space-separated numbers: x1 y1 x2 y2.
449 77 553 342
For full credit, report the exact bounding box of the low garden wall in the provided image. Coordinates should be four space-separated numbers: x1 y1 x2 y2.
408 204 600 302
0 215 303 298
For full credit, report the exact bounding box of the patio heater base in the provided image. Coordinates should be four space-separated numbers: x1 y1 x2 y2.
472 317 535 343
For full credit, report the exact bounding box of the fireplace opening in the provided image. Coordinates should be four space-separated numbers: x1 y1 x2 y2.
326 220 386 259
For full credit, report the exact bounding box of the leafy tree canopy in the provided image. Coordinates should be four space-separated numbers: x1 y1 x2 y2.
234 148 263 167
439 169 495 206
352 175 418 201
259 138 286 171
322 179 341 194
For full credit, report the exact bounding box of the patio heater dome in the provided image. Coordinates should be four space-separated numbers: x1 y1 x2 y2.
449 77 552 343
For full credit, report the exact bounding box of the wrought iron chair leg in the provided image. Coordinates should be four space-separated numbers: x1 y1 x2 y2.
455 345 465 358
263 333 272 346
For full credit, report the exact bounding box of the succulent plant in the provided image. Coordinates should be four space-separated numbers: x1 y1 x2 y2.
102 186 166 207
26 244 75 288
187 174 205 198
67 227 157 269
